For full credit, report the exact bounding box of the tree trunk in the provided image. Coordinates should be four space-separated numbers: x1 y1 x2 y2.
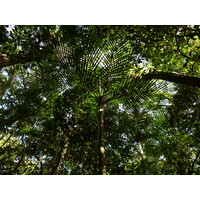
144 72 200 87
137 143 147 175
99 100 106 175
50 137 69 175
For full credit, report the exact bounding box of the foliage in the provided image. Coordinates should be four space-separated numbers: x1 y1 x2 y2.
0 25 200 175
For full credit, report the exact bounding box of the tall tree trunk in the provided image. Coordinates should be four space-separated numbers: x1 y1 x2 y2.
50 137 69 175
99 100 106 175
137 143 147 175
144 72 200 87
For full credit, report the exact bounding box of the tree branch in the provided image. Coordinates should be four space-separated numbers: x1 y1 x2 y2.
175 37 193 60
144 72 200 87
0 53 43 69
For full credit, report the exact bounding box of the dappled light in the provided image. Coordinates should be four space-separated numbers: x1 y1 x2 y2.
0 25 200 175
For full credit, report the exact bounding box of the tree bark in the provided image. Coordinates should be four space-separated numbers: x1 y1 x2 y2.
136 143 147 175
50 137 69 175
144 72 200 87
99 100 106 175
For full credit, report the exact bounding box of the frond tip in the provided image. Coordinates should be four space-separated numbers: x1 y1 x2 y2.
115 76 165 108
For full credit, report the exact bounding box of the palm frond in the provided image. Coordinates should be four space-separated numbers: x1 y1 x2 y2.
68 27 134 92
28 26 167 107
112 76 166 108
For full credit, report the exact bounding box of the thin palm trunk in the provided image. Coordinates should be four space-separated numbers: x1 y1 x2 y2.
99 101 106 175
137 143 147 175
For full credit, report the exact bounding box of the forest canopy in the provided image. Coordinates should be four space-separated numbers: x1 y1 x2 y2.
0 25 200 175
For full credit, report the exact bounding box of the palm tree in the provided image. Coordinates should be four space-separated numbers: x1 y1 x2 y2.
36 27 165 174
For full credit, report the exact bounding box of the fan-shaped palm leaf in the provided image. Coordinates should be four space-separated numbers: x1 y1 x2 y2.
28 26 167 175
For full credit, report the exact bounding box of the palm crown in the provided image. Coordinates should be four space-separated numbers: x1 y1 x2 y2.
36 26 165 174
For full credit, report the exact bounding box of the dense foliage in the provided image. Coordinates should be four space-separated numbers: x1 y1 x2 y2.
0 25 200 174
